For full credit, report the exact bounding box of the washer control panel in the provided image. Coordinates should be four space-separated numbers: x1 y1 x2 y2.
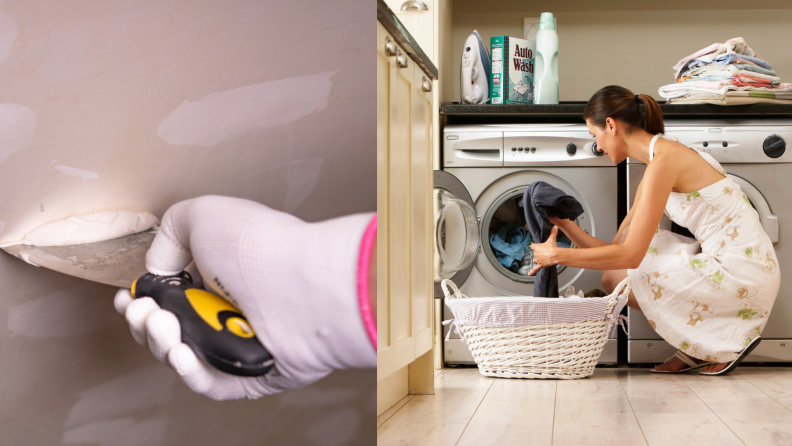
444 123 615 168
627 120 792 164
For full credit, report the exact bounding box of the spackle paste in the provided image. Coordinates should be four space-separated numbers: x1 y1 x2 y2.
23 210 159 246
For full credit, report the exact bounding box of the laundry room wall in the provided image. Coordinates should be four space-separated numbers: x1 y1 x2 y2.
450 0 792 102
0 1 375 445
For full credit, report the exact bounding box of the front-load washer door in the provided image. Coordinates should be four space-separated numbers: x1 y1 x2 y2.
475 170 594 296
433 171 480 298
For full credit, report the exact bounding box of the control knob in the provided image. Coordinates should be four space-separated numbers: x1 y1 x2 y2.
592 142 604 156
763 135 786 158
566 143 576 155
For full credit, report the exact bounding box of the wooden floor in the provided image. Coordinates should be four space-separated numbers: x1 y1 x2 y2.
377 367 792 446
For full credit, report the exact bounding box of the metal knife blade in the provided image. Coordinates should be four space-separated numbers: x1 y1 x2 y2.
1 231 155 288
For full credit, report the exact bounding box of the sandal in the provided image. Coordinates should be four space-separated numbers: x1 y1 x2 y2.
650 350 712 373
699 336 761 376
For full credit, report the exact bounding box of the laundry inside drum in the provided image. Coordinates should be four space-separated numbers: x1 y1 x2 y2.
484 190 574 283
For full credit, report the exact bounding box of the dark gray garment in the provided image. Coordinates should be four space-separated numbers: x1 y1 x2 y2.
520 181 584 297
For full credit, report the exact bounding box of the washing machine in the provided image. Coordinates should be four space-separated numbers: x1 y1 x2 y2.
435 123 619 365
627 119 792 364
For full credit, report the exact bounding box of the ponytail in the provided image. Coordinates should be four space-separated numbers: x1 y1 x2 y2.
584 86 664 135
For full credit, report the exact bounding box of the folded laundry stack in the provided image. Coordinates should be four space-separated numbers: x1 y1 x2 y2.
658 37 792 105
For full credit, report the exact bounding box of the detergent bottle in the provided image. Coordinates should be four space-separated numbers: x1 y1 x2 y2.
534 12 558 104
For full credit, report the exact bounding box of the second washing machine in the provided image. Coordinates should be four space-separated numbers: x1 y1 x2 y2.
435 123 619 365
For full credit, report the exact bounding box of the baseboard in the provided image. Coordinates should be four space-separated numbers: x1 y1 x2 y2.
377 365 408 416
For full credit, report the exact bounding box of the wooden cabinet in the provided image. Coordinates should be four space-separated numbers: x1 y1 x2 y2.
376 20 434 407
383 0 435 64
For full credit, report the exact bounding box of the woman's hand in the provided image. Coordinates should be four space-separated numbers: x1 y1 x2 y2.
527 225 560 276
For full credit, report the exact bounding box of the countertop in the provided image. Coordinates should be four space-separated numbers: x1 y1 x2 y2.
377 0 438 80
440 101 792 123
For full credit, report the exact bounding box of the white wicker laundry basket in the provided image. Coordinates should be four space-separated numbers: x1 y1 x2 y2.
441 277 631 379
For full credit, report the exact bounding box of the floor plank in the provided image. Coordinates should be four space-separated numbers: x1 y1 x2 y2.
377 394 414 428
617 369 743 445
377 368 494 446
553 369 647 446
680 373 792 445
456 377 556 446
736 367 792 411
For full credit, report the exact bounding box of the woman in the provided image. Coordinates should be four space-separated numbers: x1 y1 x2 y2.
529 85 780 374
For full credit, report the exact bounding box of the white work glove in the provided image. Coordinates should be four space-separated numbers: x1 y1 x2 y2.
114 195 375 400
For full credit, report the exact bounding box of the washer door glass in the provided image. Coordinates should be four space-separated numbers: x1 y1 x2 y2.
482 187 576 283
434 189 480 280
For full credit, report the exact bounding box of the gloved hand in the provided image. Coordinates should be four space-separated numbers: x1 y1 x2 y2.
114 195 376 400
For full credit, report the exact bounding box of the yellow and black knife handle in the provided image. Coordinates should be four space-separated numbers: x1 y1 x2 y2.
131 272 274 377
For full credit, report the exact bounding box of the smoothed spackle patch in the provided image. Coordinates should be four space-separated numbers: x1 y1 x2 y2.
158 71 337 147
63 417 167 446
56 164 99 180
284 158 323 213
7 283 117 338
0 10 18 65
66 365 175 427
0 103 36 164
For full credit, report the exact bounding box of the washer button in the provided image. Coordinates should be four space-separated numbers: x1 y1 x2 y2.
531 147 536 152
703 141 709 147
518 147 524 151
446 135 459 140
708 128 722 133
511 147 516 151
722 141 728 147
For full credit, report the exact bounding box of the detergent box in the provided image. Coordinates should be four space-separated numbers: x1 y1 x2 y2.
490 36 535 105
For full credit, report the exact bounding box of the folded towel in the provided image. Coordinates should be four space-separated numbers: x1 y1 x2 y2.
673 37 759 79
679 65 780 83
668 96 792 106
733 64 777 77
658 81 792 100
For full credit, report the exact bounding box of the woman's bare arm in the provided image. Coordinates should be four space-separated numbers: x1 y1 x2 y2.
532 158 674 271
552 179 643 249
611 180 644 245
552 217 609 249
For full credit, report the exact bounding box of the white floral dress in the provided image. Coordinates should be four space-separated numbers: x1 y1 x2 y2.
627 135 780 362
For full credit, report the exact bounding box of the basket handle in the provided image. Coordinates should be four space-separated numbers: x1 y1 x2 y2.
440 279 464 299
608 277 632 304
605 277 632 339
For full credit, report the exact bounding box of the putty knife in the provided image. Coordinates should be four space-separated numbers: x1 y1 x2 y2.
1 233 274 376
1 231 154 288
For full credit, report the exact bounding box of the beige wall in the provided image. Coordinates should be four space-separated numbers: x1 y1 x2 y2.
0 1 375 444
451 0 792 102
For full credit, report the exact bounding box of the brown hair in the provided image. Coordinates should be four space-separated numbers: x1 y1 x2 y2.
583 85 664 135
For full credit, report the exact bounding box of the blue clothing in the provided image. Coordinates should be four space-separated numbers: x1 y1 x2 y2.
490 224 531 271
686 53 739 70
736 54 772 70
682 54 772 76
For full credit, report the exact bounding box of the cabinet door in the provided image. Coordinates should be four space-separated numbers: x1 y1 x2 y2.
389 29 417 376
411 68 433 357
377 22 417 380
377 21 435 381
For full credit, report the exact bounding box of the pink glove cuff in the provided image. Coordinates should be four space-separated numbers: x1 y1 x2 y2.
357 215 377 349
